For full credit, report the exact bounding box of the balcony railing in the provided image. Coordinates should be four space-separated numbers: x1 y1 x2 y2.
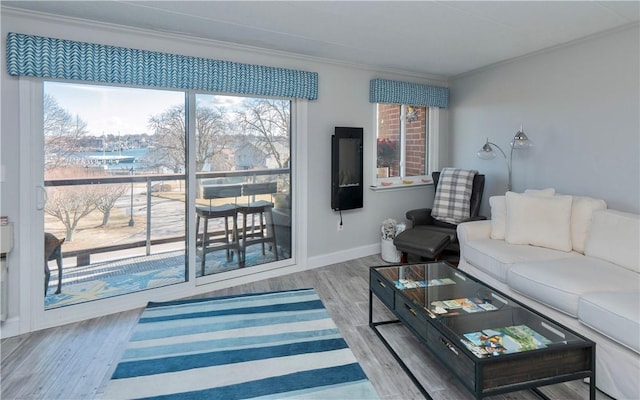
44 168 289 267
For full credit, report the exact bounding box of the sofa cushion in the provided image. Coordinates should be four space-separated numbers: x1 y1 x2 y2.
585 210 640 273
489 189 555 241
464 239 577 282
489 195 507 240
578 292 640 353
567 196 607 254
523 188 556 196
505 192 573 252
507 257 640 317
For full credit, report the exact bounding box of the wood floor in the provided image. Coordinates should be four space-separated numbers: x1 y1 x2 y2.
1 255 608 400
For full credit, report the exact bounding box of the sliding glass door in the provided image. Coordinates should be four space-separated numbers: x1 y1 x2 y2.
40 82 293 309
42 82 187 309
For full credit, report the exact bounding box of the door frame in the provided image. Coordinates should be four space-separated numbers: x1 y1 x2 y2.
17 78 307 334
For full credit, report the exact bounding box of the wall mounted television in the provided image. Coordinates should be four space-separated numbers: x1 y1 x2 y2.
331 127 363 211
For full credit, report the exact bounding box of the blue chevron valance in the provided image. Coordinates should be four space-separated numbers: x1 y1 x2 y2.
370 79 448 108
6 32 318 100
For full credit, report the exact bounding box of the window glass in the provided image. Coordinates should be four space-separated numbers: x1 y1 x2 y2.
376 104 428 182
194 95 292 276
43 81 187 309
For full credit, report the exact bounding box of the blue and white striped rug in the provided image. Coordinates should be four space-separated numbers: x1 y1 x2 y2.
104 288 379 399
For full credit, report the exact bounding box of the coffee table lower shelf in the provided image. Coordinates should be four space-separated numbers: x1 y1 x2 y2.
369 289 596 400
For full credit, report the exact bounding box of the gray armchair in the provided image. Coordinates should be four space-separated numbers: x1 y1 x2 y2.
395 171 486 261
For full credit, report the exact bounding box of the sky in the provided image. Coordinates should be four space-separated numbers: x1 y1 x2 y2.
45 82 245 136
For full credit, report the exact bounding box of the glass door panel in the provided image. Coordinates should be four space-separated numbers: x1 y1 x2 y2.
43 82 187 309
194 94 292 277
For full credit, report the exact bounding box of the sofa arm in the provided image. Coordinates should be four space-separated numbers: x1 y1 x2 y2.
457 220 491 245
406 208 435 226
457 220 491 265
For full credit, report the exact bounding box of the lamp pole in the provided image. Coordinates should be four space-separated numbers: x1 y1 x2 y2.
479 140 512 191
128 166 135 227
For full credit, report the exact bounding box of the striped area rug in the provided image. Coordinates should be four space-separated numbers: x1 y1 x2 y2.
103 288 379 399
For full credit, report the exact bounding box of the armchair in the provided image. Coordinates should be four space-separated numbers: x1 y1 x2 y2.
394 171 485 261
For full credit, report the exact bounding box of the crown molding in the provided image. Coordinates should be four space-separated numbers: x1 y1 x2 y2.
1 6 449 86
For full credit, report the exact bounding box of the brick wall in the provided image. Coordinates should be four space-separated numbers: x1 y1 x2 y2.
376 104 427 177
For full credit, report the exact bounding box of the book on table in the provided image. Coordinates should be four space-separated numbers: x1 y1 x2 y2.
431 297 498 315
460 324 552 358
393 277 456 290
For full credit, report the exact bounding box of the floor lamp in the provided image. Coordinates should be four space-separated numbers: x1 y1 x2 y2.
476 125 533 191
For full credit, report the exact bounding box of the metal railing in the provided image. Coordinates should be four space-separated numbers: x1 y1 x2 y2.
45 168 289 266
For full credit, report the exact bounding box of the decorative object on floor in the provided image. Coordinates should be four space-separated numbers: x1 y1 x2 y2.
104 288 379 399
380 218 405 262
476 124 533 191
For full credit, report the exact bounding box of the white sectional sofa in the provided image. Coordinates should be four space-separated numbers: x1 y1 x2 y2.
457 190 640 400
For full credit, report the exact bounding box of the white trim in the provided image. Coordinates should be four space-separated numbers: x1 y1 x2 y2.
0 7 449 85
306 243 379 270
5 83 311 336
292 99 308 268
372 104 435 189
429 107 440 172
186 92 197 285
18 78 41 334
399 105 407 177
368 181 433 192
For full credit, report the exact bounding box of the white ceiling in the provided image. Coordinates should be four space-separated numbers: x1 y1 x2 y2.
3 1 639 78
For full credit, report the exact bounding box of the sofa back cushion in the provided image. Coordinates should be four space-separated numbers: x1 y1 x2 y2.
489 189 555 240
505 192 573 252
568 196 607 254
585 210 640 273
489 195 507 240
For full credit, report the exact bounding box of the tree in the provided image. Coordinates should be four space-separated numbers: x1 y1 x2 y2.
235 99 290 168
94 184 128 226
43 94 89 171
44 168 98 241
148 104 231 172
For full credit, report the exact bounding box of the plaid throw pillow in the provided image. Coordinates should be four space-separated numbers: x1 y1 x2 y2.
430 168 478 224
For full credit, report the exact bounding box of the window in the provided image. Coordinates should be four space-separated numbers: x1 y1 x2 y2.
374 103 438 187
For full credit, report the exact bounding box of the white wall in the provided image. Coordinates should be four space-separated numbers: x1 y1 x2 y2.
0 9 445 335
450 25 640 216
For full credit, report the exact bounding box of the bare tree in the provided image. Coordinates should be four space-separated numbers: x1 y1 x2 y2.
43 94 89 171
148 104 231 172
45 168 98 241
235 99 290 168
94 184 128 226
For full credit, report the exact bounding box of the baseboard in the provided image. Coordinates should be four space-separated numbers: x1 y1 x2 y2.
306 243 380 269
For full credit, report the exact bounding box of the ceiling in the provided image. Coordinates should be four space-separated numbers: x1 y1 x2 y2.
3 1 639 78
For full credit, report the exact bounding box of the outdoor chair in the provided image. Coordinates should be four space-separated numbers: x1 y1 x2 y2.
196 183 242 276
237 182 279 266
44 232 65 295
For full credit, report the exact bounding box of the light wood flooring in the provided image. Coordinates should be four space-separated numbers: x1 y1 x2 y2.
1 255 609 399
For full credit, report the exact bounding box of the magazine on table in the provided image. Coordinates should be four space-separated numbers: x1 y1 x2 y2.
430 297 498 316
460 324 552 358
393 277 456 290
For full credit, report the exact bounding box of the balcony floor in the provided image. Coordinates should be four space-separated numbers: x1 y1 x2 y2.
44 246 279 309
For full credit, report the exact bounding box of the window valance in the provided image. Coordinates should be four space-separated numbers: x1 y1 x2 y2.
6 32 318 100
370 79 448 108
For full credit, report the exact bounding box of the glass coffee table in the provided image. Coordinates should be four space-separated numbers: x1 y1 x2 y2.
369 262 595 399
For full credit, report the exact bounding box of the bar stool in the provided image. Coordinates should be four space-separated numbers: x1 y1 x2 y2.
196 183 242 276
237 182 279 266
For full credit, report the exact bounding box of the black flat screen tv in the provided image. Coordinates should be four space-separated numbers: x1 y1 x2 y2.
331 127 363 211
